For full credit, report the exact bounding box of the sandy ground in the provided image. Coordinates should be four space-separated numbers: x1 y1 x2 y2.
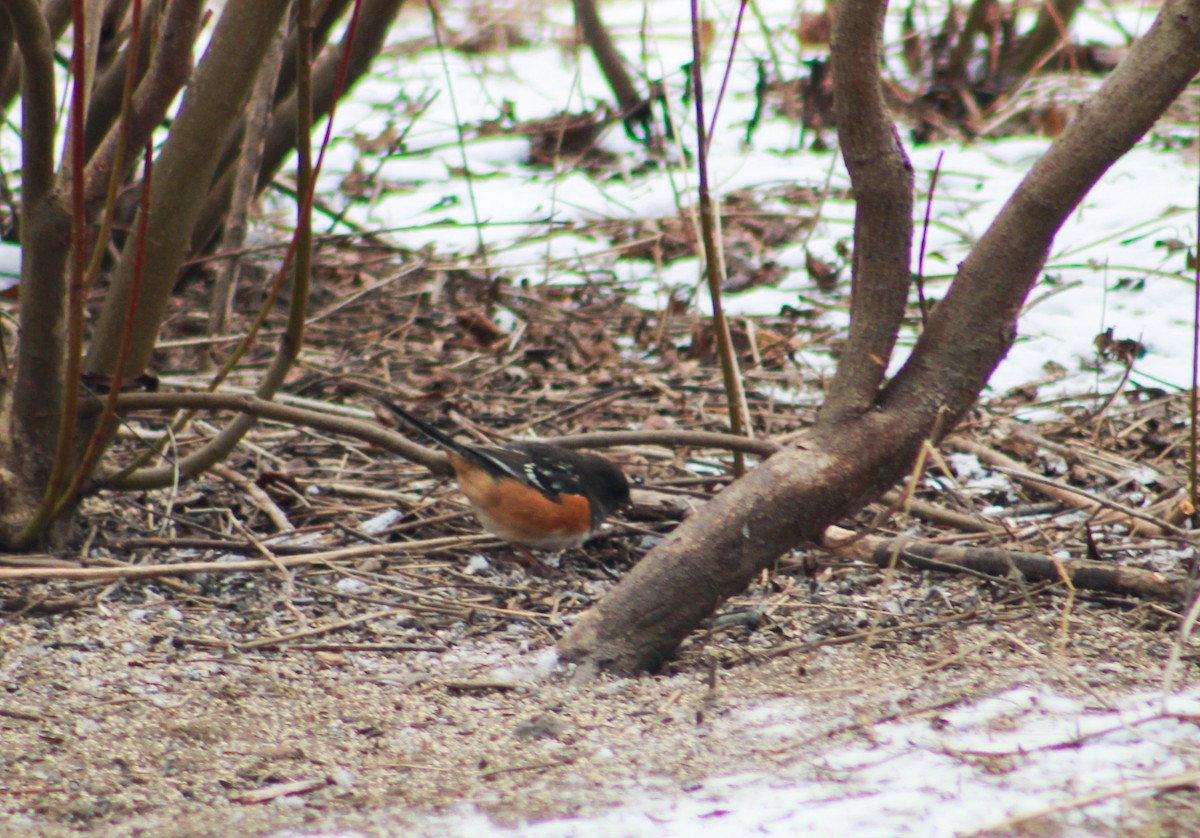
2 557 1196 837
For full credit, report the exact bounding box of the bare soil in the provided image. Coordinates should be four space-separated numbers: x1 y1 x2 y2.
0 565 1193 837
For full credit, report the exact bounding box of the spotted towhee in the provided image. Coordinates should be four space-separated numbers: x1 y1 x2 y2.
378 399 630 550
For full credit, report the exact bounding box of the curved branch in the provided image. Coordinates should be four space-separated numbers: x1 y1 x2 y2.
92 393 447 488
109 354 291 491
1 0 55 205
0 0 69 113
820 0 914 422
90 391 781 490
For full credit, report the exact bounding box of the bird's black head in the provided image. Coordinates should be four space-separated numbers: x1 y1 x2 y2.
585 456 632 524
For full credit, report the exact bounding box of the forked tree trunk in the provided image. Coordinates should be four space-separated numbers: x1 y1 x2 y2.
557 0 1200 674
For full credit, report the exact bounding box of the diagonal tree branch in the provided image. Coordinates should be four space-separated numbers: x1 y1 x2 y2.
191 0 405 253
83 0 204 213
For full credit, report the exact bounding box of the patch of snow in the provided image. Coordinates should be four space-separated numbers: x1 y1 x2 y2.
465 554 492 575
312 0 1185 414
390 686 1200 837
359 508 406 535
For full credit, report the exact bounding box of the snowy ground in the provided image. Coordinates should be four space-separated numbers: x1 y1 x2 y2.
398 685 1200 837
316 1 1194 403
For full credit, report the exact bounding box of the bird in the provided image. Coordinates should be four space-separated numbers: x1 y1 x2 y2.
377 398 630 551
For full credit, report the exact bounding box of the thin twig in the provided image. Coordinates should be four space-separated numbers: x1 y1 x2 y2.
0 534 495 581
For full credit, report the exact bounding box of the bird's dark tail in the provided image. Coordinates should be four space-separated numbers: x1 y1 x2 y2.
376 398 475 459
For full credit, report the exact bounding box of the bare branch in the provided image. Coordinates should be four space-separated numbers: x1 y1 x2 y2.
88 390 780 489
84 0 292 380
573 0 648 134
0 0 70 110
830 526 1184 603
192 0 405 252
5 0 71 499
83 0 204 213
820 0 913 422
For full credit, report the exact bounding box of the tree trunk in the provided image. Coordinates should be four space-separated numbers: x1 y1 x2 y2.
557 0 1200 674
